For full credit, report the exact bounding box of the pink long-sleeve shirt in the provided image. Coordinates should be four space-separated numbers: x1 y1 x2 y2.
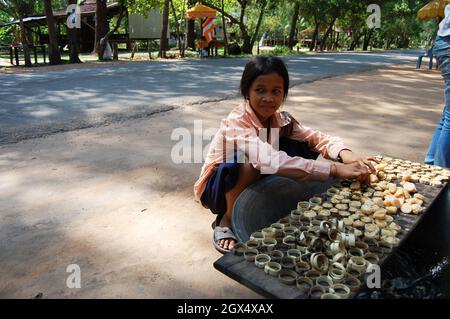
194 101 350 201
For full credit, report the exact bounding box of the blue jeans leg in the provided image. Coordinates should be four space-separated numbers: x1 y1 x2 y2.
426 108 450 168
426 52 450 168
425 116 444 164
434 101 450 168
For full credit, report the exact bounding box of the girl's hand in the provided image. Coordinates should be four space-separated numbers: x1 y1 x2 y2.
338 150 379 174
332 162 372 184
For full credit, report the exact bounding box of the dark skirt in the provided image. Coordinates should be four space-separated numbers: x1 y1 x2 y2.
200 137 319 224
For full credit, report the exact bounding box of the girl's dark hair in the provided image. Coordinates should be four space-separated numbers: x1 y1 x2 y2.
240 56 289 99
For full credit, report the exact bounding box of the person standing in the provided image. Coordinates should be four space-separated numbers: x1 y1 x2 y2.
426 4 450 168
194 57 377 253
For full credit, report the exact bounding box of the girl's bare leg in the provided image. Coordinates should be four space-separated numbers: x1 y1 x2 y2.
218 163 260 250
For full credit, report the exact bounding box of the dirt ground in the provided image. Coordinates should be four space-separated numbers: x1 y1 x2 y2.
0 65 444 298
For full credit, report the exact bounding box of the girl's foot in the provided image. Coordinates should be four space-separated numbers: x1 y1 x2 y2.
217 220 236 251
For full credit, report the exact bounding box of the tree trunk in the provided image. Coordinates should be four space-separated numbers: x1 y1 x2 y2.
288 1 300 50
328 29 335 51
349 38 356 51
25 25 33 45
95 0 109 60
320 17 336 51
43 0 61 65
99 3 125 59
19 17 32 67
240 32 252 54
248 0 267 54
187 20 195 50
221 0 228 55
356 35 362 49
17 1 35 65
68 0 81 63
362 30 368 50
170 0 184 57
237 0 251 54
101 4 125 43
427 34 435 47
333 32 340 50
363 29 373 51
349 32 362 51
159 0 170 58
310 18 319 51
202 1 250 54
68 27 81 63
398 33 409 48
186 0 195 50
385 36 393 50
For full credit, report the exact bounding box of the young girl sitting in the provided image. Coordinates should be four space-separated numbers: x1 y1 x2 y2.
194 56 377 254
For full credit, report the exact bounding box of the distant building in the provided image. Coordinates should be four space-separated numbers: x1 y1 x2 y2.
1 1 122 52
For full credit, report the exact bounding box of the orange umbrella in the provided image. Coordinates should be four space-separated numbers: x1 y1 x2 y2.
186 4 216 19
417 0 450 20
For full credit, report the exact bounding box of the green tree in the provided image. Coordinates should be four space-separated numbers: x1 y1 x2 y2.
67 0 81 63
95 0 108 59
297 0 327 51
186 0 195 50
0 0 34 65
169 0 185 57
0 9 15 44
288 0 300 50
43 0 61 65
159 0 169 57
338 0 371 50
261 1 293 44
379 0 430 49
319 0 352 51
203 0 269 54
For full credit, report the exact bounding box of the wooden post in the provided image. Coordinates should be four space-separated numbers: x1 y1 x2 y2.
113 42 119 60
33 46 38 64
335 32 340 50
221 0 228 56
148 39 151 59
14 47 19 66
38 27 42 44
131 41 137 60
9 46 13 65
42 45 46 64
200 18 203 50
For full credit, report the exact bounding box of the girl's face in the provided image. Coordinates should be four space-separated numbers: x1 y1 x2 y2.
247 72 285 125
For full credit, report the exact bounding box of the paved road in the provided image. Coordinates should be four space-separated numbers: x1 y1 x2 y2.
0 63 443 299
0 50 421 144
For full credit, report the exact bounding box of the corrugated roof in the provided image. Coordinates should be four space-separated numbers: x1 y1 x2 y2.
53 1 119 17
0 16 46 27
0 1 120 27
